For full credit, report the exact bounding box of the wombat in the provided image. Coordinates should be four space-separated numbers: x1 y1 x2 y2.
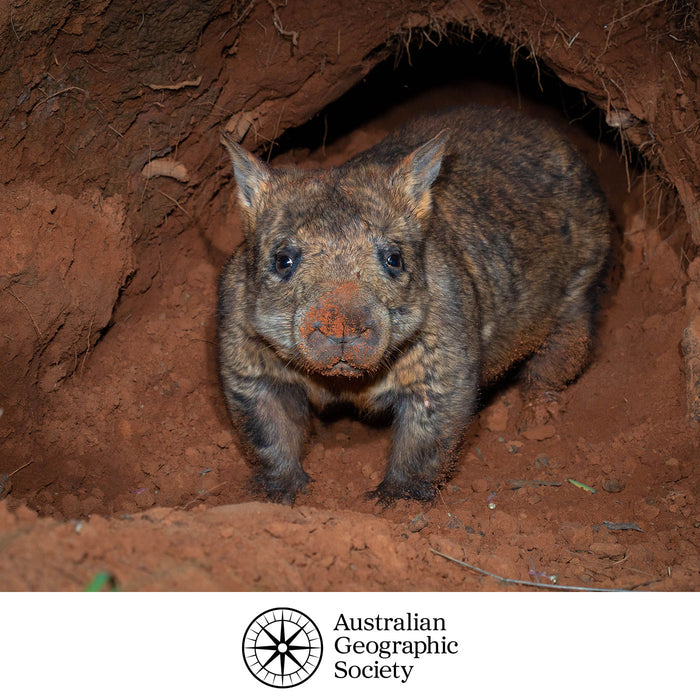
217 106 610 503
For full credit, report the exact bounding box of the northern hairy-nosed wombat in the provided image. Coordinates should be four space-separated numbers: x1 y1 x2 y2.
217 106 610 503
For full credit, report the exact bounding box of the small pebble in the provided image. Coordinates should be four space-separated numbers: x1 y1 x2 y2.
471 478 489 493
446 513 463 529
506 440 523 454
215 430 233 448
521 424 556 441
603 479 624 493
409 513 429 532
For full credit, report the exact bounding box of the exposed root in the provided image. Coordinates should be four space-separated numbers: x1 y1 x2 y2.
146 77 202 91
31 86 87 112
268 0 299 47
3 288 41 340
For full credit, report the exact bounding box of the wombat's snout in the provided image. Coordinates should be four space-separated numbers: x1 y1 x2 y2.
296 281 388 376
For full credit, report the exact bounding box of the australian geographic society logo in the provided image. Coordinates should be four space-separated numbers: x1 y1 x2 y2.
242 608 323 688
243 608 460 688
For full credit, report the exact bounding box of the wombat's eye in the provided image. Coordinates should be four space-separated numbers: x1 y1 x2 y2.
382 249 404 275
386 253 402 268
276 253 293 272
273 247 298 279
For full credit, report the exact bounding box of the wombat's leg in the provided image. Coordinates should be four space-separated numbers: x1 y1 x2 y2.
370 380 477 503
523 316 593 393
223 377 311 503
521 278 598 420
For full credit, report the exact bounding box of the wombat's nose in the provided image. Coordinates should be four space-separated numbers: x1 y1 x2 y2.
320 306 373 345
296 283 387 374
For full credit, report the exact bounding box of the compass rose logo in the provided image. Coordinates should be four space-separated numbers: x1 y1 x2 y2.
242 607 323 688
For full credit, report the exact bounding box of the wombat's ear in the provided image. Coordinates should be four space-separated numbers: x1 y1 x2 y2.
220 131 272 217
391 129 449 219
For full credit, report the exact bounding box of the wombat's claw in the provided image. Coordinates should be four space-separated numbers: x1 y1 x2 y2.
253 471 312 505
364 486 396 508
367 478 439 505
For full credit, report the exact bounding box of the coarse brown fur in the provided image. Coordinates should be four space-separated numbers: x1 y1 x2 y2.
216 106 611 503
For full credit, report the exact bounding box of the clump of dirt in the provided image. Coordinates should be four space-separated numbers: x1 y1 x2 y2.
0 0 698 591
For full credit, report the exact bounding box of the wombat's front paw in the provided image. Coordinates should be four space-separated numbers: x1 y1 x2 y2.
253 469 312 504
367 477 440 505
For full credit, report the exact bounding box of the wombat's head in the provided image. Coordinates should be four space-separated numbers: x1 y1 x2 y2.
221 130 448 378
